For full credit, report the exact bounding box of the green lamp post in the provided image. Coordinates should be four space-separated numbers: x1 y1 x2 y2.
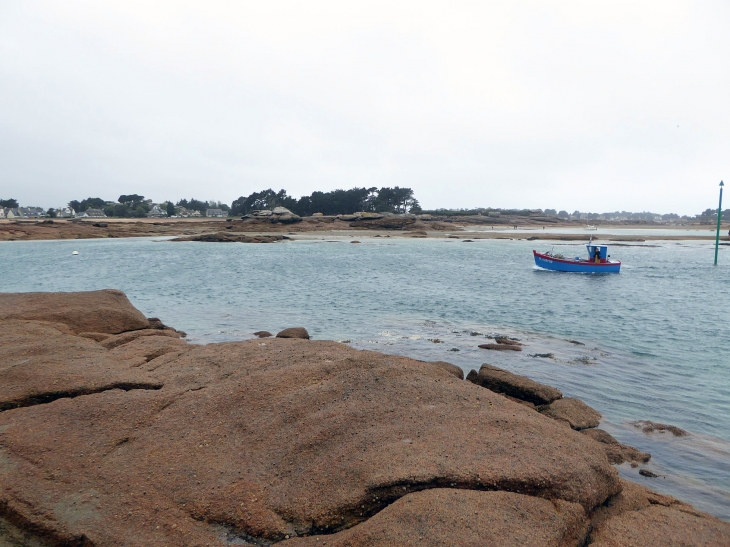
715 180 724 265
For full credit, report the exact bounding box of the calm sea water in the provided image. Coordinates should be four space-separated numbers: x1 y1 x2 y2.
2 235 729 518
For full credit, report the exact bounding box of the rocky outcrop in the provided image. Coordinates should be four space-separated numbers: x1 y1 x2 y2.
280 489 589 547
581 429 651 465
253 330 273 338
276 327 310 339
172 232 289 243
467 364 562 405
244 207 302 224
0 291 724 546
539 397 602 430
349 216 417 230
336 212 384 221
0 289 150 334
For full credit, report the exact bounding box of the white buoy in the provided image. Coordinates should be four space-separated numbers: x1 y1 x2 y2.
72 250 79 255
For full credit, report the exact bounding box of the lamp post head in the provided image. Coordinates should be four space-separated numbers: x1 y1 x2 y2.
721 180 725 187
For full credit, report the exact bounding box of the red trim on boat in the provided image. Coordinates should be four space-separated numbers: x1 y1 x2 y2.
532 250 621 267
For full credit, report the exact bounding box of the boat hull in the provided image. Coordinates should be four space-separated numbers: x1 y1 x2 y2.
533 251 621 273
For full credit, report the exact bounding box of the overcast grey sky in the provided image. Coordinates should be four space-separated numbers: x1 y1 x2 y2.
1 1 728 214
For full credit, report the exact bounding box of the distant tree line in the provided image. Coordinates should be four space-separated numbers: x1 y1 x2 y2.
230 187 420 217
65 195 230 218
0 198 19 208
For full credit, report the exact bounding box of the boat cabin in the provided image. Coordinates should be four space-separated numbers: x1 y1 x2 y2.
586 245 608 263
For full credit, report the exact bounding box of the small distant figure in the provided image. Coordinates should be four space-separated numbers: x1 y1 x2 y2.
542 226 545 230
727 229 730 237
594 248 601 263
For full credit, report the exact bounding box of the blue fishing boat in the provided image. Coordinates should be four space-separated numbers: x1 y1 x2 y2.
533 241 621 273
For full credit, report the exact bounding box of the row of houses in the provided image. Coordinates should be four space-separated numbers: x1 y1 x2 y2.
1 205 227 219
0 207 46 219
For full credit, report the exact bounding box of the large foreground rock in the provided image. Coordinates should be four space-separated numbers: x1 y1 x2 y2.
280 489 589 547
3 291 724 546
467 364 562 405
0 289 149 334
0 291 621 545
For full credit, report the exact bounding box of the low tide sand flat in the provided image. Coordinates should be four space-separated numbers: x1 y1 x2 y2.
0 291 728 545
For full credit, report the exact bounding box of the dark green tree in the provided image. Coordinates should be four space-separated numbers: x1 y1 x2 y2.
134 206 147 218
166 202 176 217
69 197 106 212
118 194 145 208
176 198 209 214
230 190 285 216
0 198 18 208
46 208 57 218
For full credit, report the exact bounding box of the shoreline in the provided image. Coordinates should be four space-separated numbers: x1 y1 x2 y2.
0 290 728 546
2 217 729 243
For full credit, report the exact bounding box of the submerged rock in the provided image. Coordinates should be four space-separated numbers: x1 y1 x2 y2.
253 331 273 338
631 420 689 437
478 343 522 351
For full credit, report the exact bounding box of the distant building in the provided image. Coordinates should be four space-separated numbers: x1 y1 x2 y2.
175 207 202 218
76 208 107 218
147 205 167 218
5 209 21 219
206 208 224 217
18 207 45 218
56 207 75 218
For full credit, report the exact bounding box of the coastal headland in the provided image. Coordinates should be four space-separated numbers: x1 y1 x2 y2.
1 215 727 243
1 290 728 545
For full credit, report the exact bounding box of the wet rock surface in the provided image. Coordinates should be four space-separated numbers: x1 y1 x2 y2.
0 291 726 546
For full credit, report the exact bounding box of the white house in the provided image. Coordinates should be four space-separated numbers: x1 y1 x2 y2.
147 205 167 218
76 208 107 218
206 208 224 217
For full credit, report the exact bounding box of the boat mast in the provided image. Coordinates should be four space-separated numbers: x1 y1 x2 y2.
715 181 724 266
